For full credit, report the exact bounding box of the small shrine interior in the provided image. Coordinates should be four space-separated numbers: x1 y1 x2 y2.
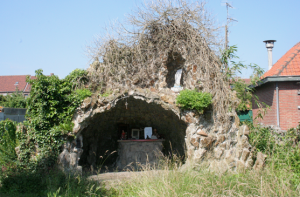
78 96 187 172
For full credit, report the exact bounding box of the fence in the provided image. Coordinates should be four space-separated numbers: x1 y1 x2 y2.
0 107 27 123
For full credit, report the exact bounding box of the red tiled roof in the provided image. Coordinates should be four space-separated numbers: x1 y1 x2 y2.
0 75 31 93
241 78 251 84
263 42 300 77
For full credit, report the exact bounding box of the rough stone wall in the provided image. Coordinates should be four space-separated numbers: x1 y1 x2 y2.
58 87 254 173
153 56 206 91
89 52 207 92
57 135 83 174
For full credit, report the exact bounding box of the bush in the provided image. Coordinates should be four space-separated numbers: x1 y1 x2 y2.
176 89 212 113
0 120 17 167
0 171 47 195
0 90 27 108
14 69 91 171
247 122 300 186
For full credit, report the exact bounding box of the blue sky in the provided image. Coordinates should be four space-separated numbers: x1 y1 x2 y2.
1 0 299 79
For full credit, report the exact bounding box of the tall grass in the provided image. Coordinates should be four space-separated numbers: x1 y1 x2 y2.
107 161 300 196
107 123 300 196
0 168 113 196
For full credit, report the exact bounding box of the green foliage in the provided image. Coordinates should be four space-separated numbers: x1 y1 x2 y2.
14 69 91 170
222 46 264 82
248 126 275 154
222 45 270 114
0 95 6 105
75 88 92 101
0 120 18 167
0 168 108 196
232 79 252 111
176 89 212 113
247 122 300 185
0 90 27 108
65 68 89 89
0 171 47 195
99 89 113 97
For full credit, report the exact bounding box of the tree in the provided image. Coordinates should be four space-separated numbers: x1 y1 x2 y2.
222 45 269 119
0 90 27 108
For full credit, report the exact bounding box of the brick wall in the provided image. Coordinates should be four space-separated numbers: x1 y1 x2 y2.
252 81 300 130
278 81 300 130
252 82 277 127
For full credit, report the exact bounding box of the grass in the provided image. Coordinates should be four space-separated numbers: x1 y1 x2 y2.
106 162 300 197
1 157 300 196
0 168 114 197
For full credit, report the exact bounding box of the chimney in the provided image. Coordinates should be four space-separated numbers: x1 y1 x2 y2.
263 40 276 70
50 73 54 76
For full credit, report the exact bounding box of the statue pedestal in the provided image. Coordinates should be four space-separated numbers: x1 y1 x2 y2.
171 86 183 92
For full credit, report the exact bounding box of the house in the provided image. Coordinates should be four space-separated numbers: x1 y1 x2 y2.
0 75 33 97
252 42 300 130
0 73 52 97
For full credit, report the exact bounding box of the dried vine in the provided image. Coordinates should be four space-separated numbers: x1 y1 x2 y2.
86 0 238 129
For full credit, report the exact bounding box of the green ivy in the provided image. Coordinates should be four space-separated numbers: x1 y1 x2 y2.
176 89 212 114
0 120 18 167
14 69 91 170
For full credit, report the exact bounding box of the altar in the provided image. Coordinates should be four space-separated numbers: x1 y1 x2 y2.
116 139 165 170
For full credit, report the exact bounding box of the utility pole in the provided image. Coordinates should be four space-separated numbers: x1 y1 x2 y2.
225 2 237 50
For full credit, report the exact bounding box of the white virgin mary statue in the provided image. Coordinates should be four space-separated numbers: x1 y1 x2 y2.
171 69 183 92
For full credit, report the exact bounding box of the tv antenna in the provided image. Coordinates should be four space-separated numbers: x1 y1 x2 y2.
223 2 238 50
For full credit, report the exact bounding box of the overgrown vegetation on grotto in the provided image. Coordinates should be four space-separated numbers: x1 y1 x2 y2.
0 69 91 172
87 0 238 130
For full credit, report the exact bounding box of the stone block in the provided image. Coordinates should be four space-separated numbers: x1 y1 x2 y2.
245 155 254 168
185 114 194 123
82 97 92 109
215 135 225 146
243 125 250 136
197 129 208 137
241 149 250 162
218 142 227 149
236 160 245 170
200 136 215 149
240 136 251 149
225 149 236 165
194 149 206 162
187 148 195 158
214 148 224 159
253 152 267 171
70 153 78 167
236 149 243 159
190 134 200 147
186 124 197 135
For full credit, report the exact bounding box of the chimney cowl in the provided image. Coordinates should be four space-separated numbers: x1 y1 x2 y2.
263 40 276 70
263 40 276 48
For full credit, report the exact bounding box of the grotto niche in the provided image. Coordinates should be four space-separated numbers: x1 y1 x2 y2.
57 0 256 174
76 95 187 172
